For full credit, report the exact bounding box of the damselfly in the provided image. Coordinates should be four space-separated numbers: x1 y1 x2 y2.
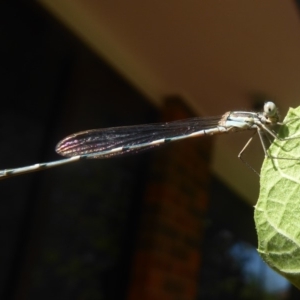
0 102 295 179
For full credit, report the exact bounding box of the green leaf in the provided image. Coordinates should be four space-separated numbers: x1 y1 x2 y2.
255 105 300 288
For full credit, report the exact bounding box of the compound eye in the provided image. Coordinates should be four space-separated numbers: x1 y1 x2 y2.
264 101 277 117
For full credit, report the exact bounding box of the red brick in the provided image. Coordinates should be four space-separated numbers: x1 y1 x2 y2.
127 99 212 300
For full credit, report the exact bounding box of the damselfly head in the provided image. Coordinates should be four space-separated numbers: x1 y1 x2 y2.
263 101 280 123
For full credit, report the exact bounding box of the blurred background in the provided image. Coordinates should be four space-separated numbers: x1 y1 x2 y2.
1 1 300 299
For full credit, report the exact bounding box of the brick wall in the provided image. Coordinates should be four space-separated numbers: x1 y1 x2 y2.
128 97 213 300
